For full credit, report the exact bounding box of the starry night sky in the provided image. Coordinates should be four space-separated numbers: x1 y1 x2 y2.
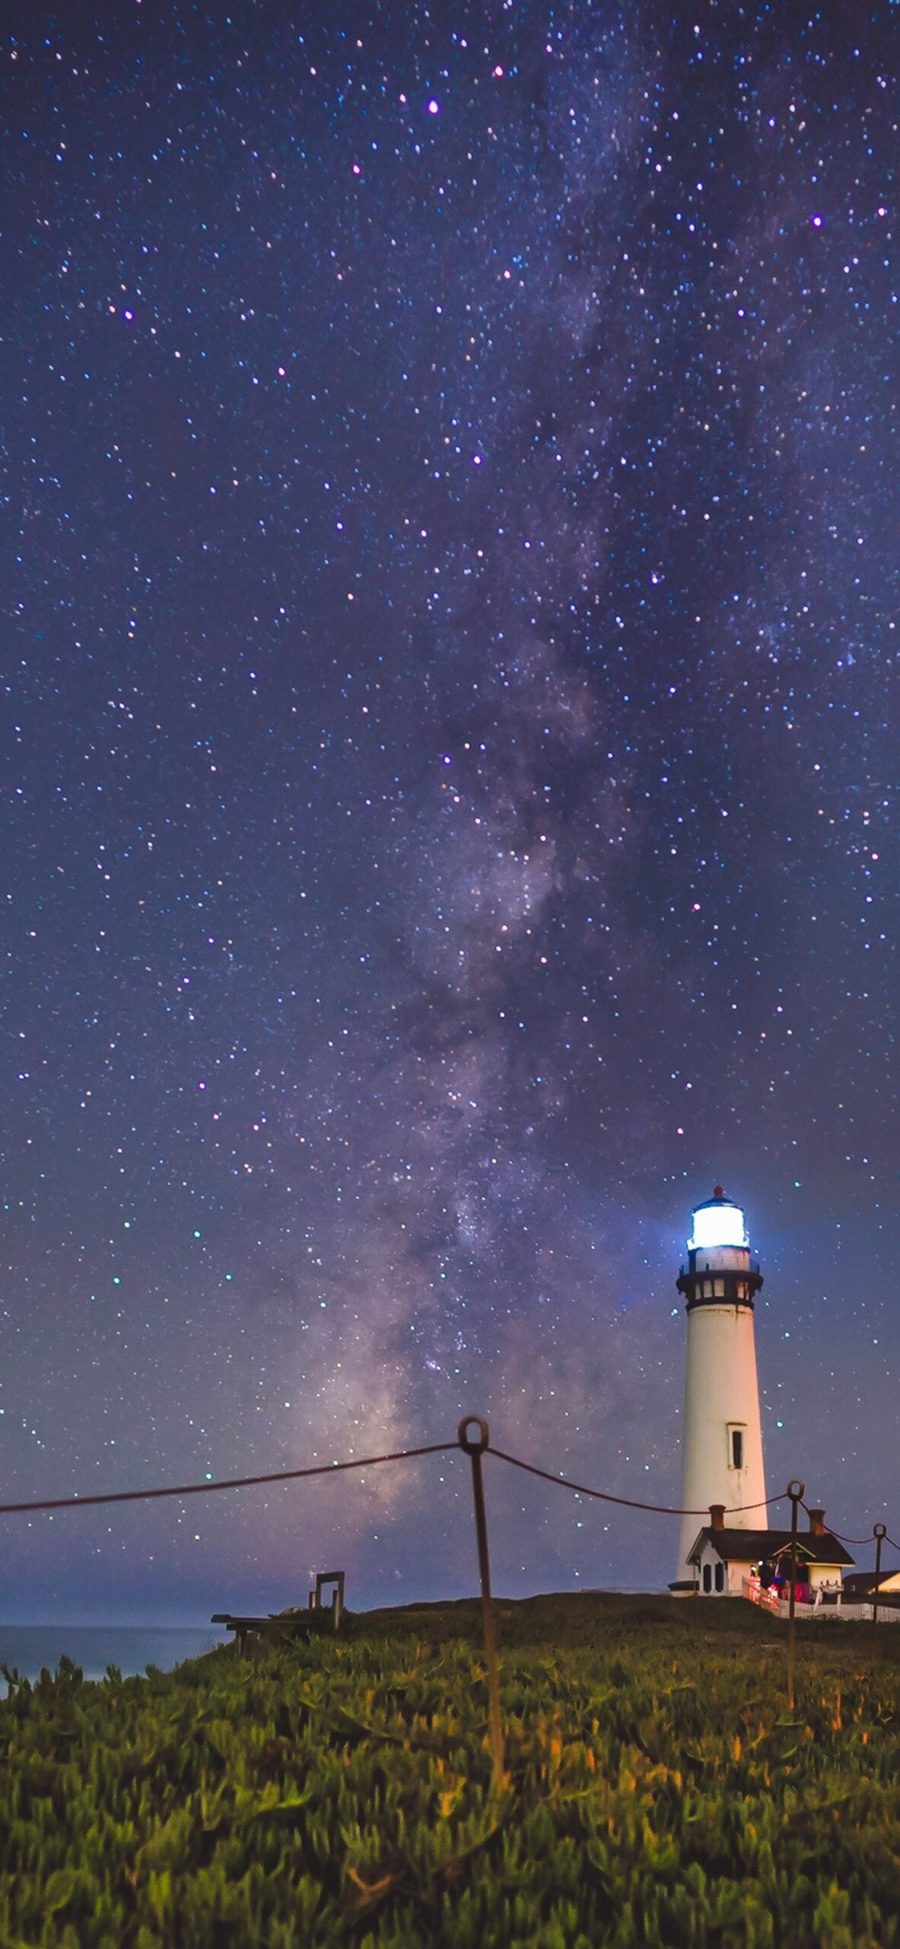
2 2 896 1625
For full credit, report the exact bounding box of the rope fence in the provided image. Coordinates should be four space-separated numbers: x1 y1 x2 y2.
0 1425 895 1536
490 1447 787 1518
0 1443 451 1516
3 1416 896 1763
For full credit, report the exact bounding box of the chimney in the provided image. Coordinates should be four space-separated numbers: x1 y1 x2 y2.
808 1507 826 1536
709 1503 725 1531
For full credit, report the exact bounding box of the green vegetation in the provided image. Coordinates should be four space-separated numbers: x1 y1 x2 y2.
1 1593 898 1947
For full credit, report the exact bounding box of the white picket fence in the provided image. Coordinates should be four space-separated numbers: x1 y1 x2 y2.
742 1578 899 1623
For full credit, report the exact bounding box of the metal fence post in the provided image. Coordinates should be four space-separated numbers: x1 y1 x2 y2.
458 1416 504 1788
786 1479 805 1712
872 1524 886 1630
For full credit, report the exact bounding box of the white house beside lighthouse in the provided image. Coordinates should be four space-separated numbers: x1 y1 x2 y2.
671 1187 767 1593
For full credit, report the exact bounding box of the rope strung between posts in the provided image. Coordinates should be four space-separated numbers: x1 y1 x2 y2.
823 1526 900 1551
0 1433 894 1546
812 1524 883 1546
800 1498 899 1550
0 1442 452 1515
489 1445 786 1518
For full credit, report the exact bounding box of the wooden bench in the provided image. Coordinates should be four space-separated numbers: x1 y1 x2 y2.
211 1613 314 1656
213 1574 346 1654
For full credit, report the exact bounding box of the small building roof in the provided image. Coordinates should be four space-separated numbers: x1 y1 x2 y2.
686 1527 854 1568
842 1568 900 1597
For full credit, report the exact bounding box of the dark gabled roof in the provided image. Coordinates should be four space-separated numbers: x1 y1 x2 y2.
842 1569 900 1596
687 1527 854 1568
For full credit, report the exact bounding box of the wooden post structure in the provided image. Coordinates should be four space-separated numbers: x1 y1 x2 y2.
786 1479 805 1712
314 1571 345 1629
872 1524 886 1630
458 1416 504 1788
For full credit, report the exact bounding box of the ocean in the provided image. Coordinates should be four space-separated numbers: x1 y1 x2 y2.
0 1624 227 1694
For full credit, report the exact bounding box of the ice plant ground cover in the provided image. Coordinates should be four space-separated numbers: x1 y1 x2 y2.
1 1592 897 1947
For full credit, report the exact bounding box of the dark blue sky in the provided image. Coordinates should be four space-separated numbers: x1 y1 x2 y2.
2 1 895 1623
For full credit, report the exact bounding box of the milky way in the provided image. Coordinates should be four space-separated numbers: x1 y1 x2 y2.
2 3 895 1622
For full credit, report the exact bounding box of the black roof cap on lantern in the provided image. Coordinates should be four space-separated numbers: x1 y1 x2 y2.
692 1184 732 1211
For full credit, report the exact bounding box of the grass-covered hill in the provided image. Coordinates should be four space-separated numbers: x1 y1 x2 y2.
344 1587 900 1662
2 1592 898 1947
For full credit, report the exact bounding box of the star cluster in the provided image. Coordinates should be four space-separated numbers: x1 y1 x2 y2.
1 2 895 1622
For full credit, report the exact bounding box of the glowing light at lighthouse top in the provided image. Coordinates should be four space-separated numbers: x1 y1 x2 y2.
688 1190 748 1252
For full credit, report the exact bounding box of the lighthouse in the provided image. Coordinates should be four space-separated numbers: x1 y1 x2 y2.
671 1187 767 1592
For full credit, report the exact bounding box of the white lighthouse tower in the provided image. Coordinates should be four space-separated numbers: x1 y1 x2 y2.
671 1187 767 1592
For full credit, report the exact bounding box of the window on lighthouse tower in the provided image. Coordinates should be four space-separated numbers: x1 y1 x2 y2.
729 1426 745 1470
